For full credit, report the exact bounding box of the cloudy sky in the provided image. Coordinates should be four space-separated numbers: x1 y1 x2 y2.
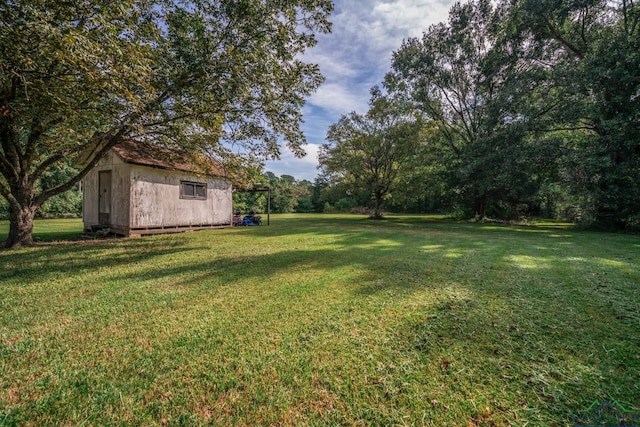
264 0 457 181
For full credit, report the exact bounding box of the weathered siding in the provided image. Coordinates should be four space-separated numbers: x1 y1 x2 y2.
82 169 99 228
129 165 232 229
82 151 130 231
82 148 233 236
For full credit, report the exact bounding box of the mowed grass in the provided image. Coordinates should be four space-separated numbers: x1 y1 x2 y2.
0 214 639 426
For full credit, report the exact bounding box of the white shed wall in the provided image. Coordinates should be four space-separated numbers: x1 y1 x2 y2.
129 165 232 228
82 149 233 235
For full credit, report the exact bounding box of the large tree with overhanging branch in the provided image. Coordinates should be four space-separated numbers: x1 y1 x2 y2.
387 0 551 218
509 0 640 227
0 0 332 248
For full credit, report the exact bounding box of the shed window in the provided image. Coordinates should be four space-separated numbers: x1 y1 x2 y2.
180 181 207 200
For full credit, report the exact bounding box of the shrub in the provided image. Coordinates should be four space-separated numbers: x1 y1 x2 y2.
295 197 314 213
335 197 355 212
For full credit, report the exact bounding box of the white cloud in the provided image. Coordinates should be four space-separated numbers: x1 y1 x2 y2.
308 82 370 116
270 0 457 180
373 0 452 39
307 0 455 112
265 143 322 181
304 50 360 80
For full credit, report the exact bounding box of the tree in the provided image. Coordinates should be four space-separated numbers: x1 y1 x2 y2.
510 0 640 227
37 160 83 217
0 0 332 248
387 0 569 219
319 88 423 219
293 179 314 212
267 173 296 213
309 174 337 212
384 121 454 214
264 173 312 213
0 160 82 219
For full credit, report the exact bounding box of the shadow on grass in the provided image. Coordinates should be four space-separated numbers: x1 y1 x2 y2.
1 215 639 425
2 215 637 295
2 216 637 336
0 238 200 284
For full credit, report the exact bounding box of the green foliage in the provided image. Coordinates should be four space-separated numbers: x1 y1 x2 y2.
387 0 558 219
0 162 82 219
37 161 83 218
264 172 306 214
1 189 82 220
320 88 424 218
510 0 640 227
294 197 314 213
233 171 318 214
315 0 639 225
0 0 332 247
36 189 82 218
334 197 356 212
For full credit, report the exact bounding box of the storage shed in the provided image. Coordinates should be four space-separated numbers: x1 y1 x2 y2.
80 140 233 236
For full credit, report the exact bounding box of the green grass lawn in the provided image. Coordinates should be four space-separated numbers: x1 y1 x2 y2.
1 214 639 426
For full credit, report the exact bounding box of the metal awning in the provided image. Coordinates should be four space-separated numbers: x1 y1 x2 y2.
234 184 271 225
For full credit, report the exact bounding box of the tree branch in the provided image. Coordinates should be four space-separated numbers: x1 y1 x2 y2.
0 178 16 206
29 151 70 185
34 126 128 207
542 15 584 59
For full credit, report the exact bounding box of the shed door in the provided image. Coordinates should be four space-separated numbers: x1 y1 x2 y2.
99 171 112 225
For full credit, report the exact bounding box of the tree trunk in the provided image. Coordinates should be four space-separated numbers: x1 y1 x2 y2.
4 204 37 248
371 189 384 219
474 194 487 219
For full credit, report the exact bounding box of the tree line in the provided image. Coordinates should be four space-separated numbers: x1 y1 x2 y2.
318 0 640 228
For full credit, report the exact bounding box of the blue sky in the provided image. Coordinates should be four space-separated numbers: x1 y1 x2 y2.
264 0 457 181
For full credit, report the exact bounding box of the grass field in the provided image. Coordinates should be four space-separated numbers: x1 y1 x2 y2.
1 214 639 426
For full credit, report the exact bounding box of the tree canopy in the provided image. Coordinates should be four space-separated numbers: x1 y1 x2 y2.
0 0 332 247
319 89 423 218
510 0 640 226
320 0 639 226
